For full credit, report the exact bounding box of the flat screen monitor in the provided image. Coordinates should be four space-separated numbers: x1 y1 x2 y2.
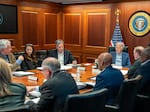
0 4 18 34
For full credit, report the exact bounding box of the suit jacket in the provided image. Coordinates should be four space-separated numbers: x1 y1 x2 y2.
21 54 38 71
0 83 26 110
27 70 79 112
127 59 141 78
134 60 150 96
93 65 124 104
110 51 131 67
47 49 75 65
0 53 20 71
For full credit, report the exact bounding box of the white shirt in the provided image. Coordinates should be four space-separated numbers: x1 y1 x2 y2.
115 53 122 66
58 52 64 65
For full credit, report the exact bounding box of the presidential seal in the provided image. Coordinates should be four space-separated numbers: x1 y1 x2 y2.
129 11 150 37
0 13 3 24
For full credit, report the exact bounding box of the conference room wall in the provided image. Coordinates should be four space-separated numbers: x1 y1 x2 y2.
0 0 150 63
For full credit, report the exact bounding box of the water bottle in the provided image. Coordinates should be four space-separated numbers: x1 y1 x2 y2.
76 68 80 82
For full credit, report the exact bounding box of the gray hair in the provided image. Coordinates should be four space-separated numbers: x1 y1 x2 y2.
42 57 61 73
116 42 125 50
55 39 64 47
0 39 11 51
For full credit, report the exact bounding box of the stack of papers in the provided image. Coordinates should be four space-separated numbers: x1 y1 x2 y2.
37 65 72 71
29 91 41 97
120 70 128 75
76 82 87 90
89 76 96 81
61 65 72 70
12 71 34 77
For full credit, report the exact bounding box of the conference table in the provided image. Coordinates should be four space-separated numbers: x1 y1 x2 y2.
12 63 128 93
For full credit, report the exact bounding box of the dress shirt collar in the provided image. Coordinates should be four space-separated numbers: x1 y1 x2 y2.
141 59 150 66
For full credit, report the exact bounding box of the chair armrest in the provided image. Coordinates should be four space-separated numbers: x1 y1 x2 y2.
0 105 29 112
105 104 119 112
137 94 150 99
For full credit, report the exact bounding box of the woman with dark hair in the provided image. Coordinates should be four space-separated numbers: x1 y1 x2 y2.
21 44 38 70
0 58 26 109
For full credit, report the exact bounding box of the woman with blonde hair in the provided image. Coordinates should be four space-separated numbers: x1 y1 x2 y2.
0 58 26 110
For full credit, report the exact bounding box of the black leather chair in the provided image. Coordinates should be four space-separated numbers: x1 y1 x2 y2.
13 51 25 59
108 46 128 53
35 50 48 66
105 76 141 112
134 94 150 112
64 88 108 112
0 105 29 112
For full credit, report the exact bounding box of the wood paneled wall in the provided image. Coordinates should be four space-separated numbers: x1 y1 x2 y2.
0 0 150 63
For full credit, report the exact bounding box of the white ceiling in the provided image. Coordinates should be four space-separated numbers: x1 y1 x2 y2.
42 0 103 4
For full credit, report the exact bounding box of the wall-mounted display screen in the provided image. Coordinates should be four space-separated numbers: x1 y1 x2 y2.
0 4 18 34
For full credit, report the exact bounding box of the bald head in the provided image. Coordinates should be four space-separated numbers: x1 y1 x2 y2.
42 57 61 73
98 52 112 70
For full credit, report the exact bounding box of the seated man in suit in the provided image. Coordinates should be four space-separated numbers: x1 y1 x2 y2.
93 52 124 105
125 46 144 79
133 47 150 96
0 39 24 71
47 39 77 65
26 57 79 112
110 42 131 67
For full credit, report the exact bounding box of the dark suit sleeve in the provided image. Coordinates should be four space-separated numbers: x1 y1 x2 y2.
125 53 131 67
93 74 105 91
27 84 55 112
67 50 75 62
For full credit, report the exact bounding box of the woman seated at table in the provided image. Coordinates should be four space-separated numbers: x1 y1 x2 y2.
0 58 26 110
21 43 38 71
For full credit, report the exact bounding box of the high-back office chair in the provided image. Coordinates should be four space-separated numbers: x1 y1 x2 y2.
35 50 48 66
134 94 150 112
64 88 108 112
13 51 25 59
0 105 29 112
108 46 128 53
105 76 141 112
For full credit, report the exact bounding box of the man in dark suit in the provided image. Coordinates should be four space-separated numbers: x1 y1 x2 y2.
47 39 77 65
93 52 124 105
27 57 79 112
126 46 144 79
133 47 150 96
110 42 131 67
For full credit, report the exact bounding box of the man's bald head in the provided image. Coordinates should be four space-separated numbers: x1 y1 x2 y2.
98 52 112 70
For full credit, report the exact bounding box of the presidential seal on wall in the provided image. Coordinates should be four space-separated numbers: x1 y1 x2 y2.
129 11 150 37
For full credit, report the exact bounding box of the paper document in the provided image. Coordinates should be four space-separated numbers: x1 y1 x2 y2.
120 70 128 75
36 67 43 70
61 65 72 70
29 91 41 97
12 71 34 76
76 82 87 90
112 65 123 69
89 76 96 81
37 65 72 71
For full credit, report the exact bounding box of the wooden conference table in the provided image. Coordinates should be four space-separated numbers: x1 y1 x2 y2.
12 63 128 93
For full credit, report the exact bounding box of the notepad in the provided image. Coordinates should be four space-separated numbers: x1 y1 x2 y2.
12 71 34 77
76 82 87 90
